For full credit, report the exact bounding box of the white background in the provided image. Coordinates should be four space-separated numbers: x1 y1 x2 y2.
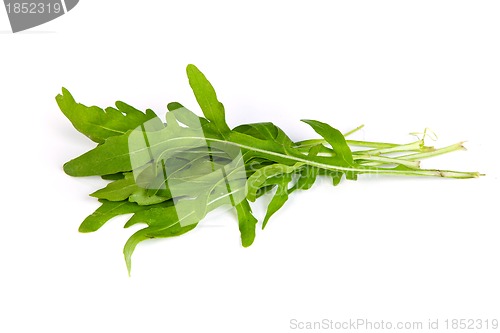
1 1 499 332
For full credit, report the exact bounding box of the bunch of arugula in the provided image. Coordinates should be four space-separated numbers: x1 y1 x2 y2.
58 64 480 274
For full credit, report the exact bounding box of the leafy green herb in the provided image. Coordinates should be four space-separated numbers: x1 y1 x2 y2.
56 88 160 144
58 64 481 275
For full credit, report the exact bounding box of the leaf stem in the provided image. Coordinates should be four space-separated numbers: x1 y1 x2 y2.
353 155 420 169
399 142 466 161
357 142 467 167
351 140 431 155
294 138 401 149
346 139 400 149
208 136 480 179
343 124 365 137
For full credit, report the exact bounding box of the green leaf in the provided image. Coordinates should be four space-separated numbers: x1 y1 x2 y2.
293 166 319 190
186 64 231 136
290 144 322 191
124 218 197 276
234 199 258 247
246 163 303 201
167 102 209 128
319 169 344 186
233 122 294 147
90 173 139 201
129 188 171 205
56 88 160 144
301 119 354 164
124 203 181 228
79 200 145 233
63 132 133 176
123 184 249 274
262 173 292 229
301 119 357 180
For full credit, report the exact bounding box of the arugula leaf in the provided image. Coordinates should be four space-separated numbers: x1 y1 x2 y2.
79 199 146 233
301 119 357 180
63 132 133 176
167 102 210 127
301 120 353 162
124 216 197 275
123 182 251 274
262 173 292 229
90 173 138 201
128 188 170 205
233 122 294 147
234 199 258 247
246 163 302 201
290 144 322 191
56 88 160 144
186 64 231 136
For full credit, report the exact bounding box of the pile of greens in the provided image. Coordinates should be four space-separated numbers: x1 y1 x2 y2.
58 64 480 274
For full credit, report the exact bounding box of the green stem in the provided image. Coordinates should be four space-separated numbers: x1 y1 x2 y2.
358 142 466 167
363 168 480 178
351 140 429 155
221 136 480 179
353 155 420 169
147 134 480 180
399 142 466 161
344 124 365 137
346 139 400 149
294 138 401 149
